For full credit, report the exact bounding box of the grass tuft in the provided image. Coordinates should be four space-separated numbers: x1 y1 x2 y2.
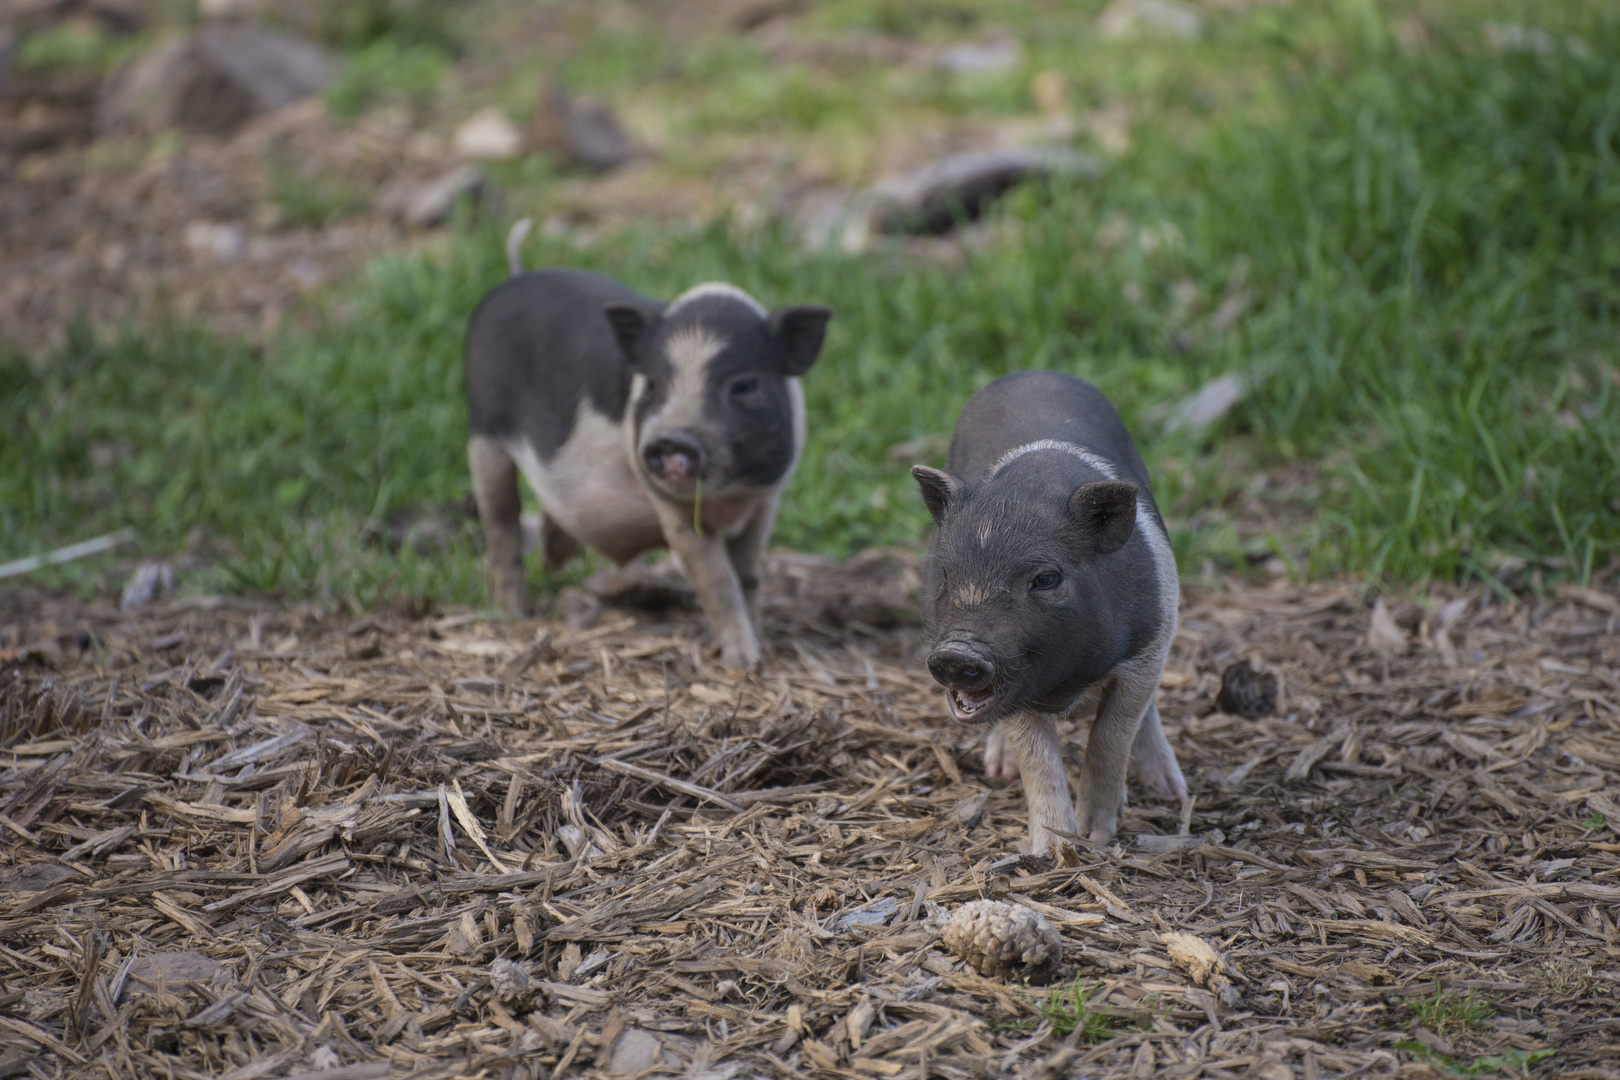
1410 987 1497 1037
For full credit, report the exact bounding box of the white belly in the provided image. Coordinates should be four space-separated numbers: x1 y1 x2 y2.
507 406 664 564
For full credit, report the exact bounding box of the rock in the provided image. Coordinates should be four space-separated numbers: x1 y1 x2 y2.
489 958 539 1012
198 0 268 20
126 951 224 991
377 164 487 228
606 1029 664 1075
937 38 1020 75
97 27 334 138
2 862 87 891
183 221 244 260
1366 597 1409 658
120 561 173 611
529 82 637 172
455 107 523 161
839 896 899 931
1164 371 1252 434
1097 0 1203 40
871 147 1100 235
1215 660 1276 718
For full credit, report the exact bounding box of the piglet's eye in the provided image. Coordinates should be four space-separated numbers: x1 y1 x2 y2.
1030 571 1062 592
729 377 760 397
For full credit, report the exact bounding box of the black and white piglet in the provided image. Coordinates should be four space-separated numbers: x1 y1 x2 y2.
912 371 1187 852
464 245 830 669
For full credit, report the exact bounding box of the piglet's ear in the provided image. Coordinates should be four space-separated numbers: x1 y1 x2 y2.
603 303 657 365
767 305 832 376
1068 481 1138 555
912 465 963 526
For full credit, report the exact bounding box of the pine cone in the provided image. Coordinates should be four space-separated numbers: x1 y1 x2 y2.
941 900 1061 982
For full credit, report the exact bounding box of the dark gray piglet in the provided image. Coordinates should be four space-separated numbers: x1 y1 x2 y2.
465 232 830 668
912 371 1187 852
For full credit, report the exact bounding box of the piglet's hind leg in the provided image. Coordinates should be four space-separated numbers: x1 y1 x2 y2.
468 436 528 615
1130 700 1188 804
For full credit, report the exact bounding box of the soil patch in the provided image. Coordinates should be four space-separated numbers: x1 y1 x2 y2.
1 556 1618 1078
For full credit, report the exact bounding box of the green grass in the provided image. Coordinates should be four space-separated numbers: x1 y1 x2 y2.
267 154 370 228
1411 988 1498 1037
324 39 453 119
1395 1042 1555 1077
3 1 1618 606
14 21 144 75
1010 978 1142 1042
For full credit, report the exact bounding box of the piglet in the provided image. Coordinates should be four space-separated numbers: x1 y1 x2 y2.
465 242 830 669
912 371 1187 852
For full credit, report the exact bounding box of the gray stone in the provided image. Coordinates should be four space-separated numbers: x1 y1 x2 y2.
937 38 1020 75
377 164 487 228
838 896 899 931
2 862 86 891
872 147 1101 235
98 27 334 138
1163 371 1253 434
530 82 638 172
606 1029 664 1076
1097 0 1203 40
126 951 224 991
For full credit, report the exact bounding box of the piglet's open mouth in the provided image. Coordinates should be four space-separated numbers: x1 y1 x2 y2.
948 686 1000 722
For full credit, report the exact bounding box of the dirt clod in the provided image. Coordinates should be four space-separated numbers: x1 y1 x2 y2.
1215 658 1276 717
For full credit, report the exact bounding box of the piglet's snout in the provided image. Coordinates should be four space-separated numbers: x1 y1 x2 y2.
643 433 704 486
927 644 995 692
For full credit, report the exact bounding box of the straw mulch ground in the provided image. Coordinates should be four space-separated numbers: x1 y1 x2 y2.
3 553 1618 1080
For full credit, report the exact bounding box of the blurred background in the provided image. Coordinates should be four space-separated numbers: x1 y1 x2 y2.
1 0 1616 608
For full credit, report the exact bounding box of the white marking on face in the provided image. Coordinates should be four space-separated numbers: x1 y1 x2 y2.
663 324 726 373
985 436 1176 644
988 439 1120 480
664 282 766 317
977 520 992 547
645 324 726 439
953 583 991 607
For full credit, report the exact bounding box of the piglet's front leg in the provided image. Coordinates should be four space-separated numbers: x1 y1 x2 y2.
652 499 760 670
1075 668 1160 843
998 711 1079 855
725 494 776 640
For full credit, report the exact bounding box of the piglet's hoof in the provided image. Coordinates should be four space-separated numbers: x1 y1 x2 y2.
718 640 761 672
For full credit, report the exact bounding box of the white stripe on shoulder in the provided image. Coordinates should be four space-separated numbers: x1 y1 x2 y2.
987 439 1119 480
665 282 766 317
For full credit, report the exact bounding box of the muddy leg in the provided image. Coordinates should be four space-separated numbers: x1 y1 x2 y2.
652 499 758 670
1130 700 1188 804
984 725 1020 781
468 435 528 615
999 711 1079 855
